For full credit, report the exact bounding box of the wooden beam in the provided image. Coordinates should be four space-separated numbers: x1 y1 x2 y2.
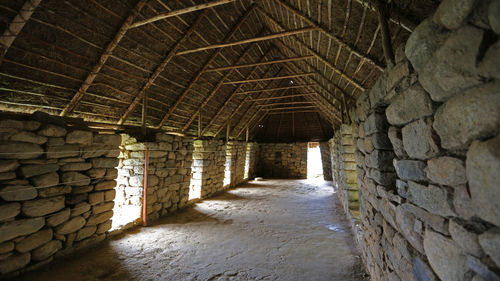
157 5 256 129
257 7 366 91
264 106 317 111
204 55 313 72
129 0 235 29
273 0 383 71
200 50 275 136
176 27 318 56
247 93 315 102
118 10 207 125
198 112 202 138
141 89 147 135
60 0 146 116
236 109 264 138
235 84 314 95
181 43 262 132
259 101 315 107
223 73 314 84
353 0 415 32
0 0 42 64
267 110 319 115
374 0 395 68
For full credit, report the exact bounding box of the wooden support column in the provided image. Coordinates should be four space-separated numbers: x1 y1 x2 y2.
0 0 42 65
60 0 146 116
141 90 147 135
129 0 235 28
198 113 202 138
118 10 207 125
157 5 256 129
226 120 231 142
176 27 318 56
204 55 313 72
374 0 395 67
245 127 249 142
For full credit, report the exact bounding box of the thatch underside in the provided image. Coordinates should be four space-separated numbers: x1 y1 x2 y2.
0 0 438 141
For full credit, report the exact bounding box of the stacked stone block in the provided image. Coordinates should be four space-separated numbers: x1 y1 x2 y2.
257 143 307 179
117 133 193 223
192 140 225 199
0 115 120 277
225 141 246 187
348 1 500 280
244 142 258 180
319 142 333 181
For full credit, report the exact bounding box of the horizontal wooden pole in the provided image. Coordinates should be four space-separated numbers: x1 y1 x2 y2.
235 84 314 94
259 101 315 107
223 73 314 84
176 27 318 55
129 0 234 29
204 55 314 72
267 110 319 115
246 93 315 102
265 106 318 111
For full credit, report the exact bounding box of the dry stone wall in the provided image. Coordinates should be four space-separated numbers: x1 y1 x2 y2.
117 133 193 224
319 142 333 181
225 141 246 187
349 1 500 280
0 114 120 277
257 143 307 179
192 140 226 199
244 142 258 180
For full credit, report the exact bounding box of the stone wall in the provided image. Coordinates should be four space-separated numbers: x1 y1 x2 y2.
117 133 193 225
0 115 120 277
319 142 333 181
244 142 258 180
349 1 500 280
192 140 226 199
256 143 307 179
225 141 246 187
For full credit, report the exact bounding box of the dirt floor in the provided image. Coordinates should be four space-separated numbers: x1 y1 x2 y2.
14 179 368 281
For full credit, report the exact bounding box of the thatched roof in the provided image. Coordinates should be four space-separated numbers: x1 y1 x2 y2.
0 0 438 141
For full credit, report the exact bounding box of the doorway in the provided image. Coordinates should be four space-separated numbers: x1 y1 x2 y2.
307 142 324 179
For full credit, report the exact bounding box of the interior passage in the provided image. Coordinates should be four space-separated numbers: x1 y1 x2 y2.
13 180 367 281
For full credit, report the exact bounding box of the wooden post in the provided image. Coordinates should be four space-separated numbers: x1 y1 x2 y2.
245 127 249 142
374 0 395 68
226 120 231 142
141 91 147 135
198 112 202 138
142 147 149 227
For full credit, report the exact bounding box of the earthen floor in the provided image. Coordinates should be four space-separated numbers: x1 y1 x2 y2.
15 179 367 281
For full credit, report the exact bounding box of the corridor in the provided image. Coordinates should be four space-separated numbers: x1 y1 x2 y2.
15 180 367 281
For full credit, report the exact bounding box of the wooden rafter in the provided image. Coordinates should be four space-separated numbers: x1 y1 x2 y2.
118 10 208 125
176 27 318 56
0 0 42 64
259 101 315 107
223 72 314 84
200 50 276 136
204 55 313 72
247 93 315 101
257 7 366 92
129 0 235 29
235 84 314 95
373 0 395 67
60 0 146 116
180 42 262 132
157 5 256 129
267 110 319 115
353 0 416 32
265 106 317 111
273 0 383 71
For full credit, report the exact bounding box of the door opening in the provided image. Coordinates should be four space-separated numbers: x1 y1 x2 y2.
307 142 324 180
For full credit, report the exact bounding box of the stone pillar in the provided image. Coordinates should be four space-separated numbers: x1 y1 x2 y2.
319 142 333 181
244 142 258 179
192 140 225 198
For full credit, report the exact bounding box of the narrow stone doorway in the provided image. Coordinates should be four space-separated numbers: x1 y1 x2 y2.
307 142 324 179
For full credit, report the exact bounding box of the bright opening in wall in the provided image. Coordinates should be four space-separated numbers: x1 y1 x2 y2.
189 149 202 201
307 142 324 180
244 143 251 179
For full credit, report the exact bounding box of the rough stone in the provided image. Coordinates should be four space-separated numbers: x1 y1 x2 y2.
466 135 500 226
405 19 449 72
87 168 106 178
394 160 427 182
86 210 113 226
419 25 483 102
38 185 71 198
0 142 43 159
364 113 388 135
88 192 104 205
453 184 474 219
395 205 424 254
61 172 90 186
0 218 45 244
47 137 64 146
0 242 13 254
75 226 97 241
71 203 91 217
426 157 466 186
466 255 500 281
96 221 112 234
407 181 455 217
31 240 61 261
9 131 47 145
366 150 395 171
37 124 66 137
56 216 86 235
15 229 53 253
433 82 500 149
94 180 116 191
66 130 92 145
0 252 30 274
402 119 439 160
46 145 80 159
22 196 65 217
403 203 449 235
433 0 478 29
91 158 119 168
449 220 483 257
489 0 500 34
93 134 121 146
368 169 396 187
31 172 59 188
424 229 468 281
388 126 407 159
413 256 438 281
60 162 92 172
46 208 71 227
19 164 60 178
386 83 434 126
0 160 19 173
92 202 114 215
0 203 20 221
478 228 500 267
478 41 500 79
0 119 40 131
0 185 37 201
386 61 410 92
